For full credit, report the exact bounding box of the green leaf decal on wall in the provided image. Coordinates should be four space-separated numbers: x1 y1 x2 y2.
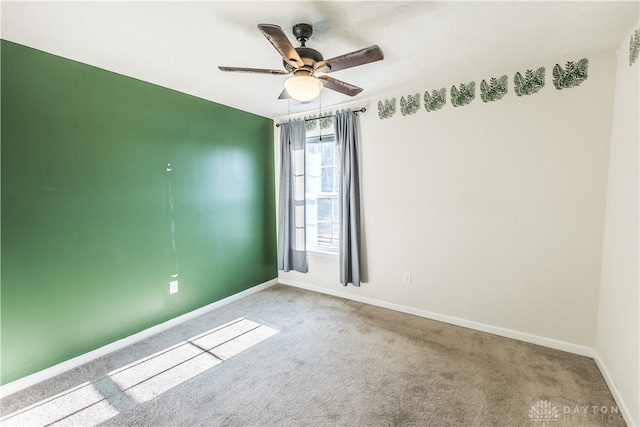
378 98 397 119
553 58 588 90
630 28 640 66
451 82 475 107
424 88 446 112
304 114 333 130
400 93 420 116
514 67 545 96
320 115 333 130
480 75 508 102
305 115 318 131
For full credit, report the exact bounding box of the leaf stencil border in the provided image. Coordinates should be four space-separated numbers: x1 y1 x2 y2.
400 93 421 116
424 88 446 112
373 56 589 120
552 58 588 90
514 67 545 97
305 115 318 131
451 82 476 107
630 28 640 66
378 98 397 119
480 75 508 102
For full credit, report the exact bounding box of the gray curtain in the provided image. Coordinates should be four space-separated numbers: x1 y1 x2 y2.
334 110 361 286
277 119 308 273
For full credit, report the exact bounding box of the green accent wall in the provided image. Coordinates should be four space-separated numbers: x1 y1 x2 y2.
0 40 277 385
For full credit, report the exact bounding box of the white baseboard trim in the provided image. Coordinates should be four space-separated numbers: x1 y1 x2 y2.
0 278 279 398
280 279 596 358
593 350 637 427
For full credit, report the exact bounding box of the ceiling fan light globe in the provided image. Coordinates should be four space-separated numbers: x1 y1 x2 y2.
284 76 323 101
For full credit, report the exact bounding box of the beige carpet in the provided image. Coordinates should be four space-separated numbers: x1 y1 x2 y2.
0 284 625 426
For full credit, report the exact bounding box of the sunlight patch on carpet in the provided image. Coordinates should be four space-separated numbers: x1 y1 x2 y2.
0 382 118 427
109 340 207 391
191 318 278 360
124 352 220 403
0 318 278 426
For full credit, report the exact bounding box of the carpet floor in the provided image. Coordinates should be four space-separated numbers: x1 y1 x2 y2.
0 284 625 426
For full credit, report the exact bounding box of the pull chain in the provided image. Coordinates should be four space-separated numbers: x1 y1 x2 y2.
318 90 322 141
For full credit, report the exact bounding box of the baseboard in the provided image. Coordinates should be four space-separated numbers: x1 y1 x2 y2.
593 350 638 427
0 278 279 398
280 279 596 358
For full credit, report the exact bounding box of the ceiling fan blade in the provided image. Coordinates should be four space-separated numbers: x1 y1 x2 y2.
258 24 304 69
218 66 289 75
278 88 290 99
315 45 384 73
317 75 363 97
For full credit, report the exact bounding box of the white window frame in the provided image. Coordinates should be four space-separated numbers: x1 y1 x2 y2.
305 132 339 255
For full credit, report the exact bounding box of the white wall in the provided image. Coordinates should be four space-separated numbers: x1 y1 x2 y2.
278 50 617 351
596 24 640 427
277 49 617 353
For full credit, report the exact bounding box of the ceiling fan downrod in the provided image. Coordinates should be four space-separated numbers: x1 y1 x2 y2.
292 23 313 46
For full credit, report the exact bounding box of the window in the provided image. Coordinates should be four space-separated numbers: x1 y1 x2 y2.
305 133 340 253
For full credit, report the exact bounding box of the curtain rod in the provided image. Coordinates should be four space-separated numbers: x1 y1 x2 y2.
275 107 366 127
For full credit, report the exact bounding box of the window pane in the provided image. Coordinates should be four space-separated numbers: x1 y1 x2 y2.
321 167 334 192
306 167 321 192
317 198 332 222
306 198 317 221
306 142 321 193
305 134 338 251
317 221 332 247
321 143 333 166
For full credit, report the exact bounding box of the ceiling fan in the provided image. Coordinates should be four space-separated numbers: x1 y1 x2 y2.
218 23 384 102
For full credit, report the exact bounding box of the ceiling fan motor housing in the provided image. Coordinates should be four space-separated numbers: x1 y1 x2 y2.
284 47 324 71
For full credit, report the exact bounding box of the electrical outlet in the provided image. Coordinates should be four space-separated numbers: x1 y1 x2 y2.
169 280 179 294
402 272 411 284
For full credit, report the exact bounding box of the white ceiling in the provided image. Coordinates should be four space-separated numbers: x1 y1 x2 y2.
2 1 638 119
